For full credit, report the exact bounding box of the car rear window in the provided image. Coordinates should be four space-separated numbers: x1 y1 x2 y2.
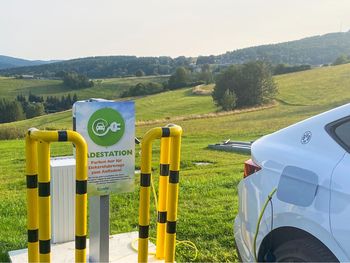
326 117 350 152
334 121 350 148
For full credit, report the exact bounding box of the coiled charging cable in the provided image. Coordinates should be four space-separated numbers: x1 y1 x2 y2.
253 188 277 261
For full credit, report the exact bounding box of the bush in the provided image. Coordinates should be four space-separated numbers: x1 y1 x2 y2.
0 126 24 140
221 89 237 110
273 64 311 75
332 55 350 66
168 67 189 89
121 82 164 97
135 69 145 77
25 103 45 118
0 99 25 123
62 72 94 89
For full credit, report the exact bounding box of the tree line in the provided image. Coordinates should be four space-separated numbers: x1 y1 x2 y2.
0 93 78 124
0 56 194 79
121 64 214 97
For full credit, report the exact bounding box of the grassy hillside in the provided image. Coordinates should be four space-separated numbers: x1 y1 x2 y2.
0 75 168 99
0 64 350 262
275 64 350 106
0 86 217 138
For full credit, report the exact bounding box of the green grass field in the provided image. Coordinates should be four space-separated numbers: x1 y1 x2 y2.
0 64 350 261
0 75 168 100
0 87 217 138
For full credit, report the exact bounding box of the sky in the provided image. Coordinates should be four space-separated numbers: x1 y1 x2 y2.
1 0 350 61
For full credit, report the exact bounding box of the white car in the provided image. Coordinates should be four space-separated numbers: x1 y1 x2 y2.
234 103 350 262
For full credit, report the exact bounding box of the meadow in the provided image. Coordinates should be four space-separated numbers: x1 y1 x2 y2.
0 75 168 99
0 64 350 262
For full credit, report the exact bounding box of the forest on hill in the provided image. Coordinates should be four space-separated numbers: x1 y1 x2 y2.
1 31 350 78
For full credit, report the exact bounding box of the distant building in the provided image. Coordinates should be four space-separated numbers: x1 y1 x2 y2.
22 75 35 79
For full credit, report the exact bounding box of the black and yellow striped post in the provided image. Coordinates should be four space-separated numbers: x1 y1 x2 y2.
26 131 39 262
164 127 182 263
26 129 87 263
138 125 182 263
155 137 171 259
37 140 51 262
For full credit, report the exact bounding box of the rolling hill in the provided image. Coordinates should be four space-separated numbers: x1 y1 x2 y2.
0 75 168 100
215 31 350 65
1 63 350 139
1 31 350 78
0 55 60 70
0 63 350 262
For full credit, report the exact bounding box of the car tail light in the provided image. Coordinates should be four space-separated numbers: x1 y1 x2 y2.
244 159 261 178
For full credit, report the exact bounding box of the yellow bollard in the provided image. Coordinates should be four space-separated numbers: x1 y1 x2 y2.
37 140 51 262
155 137 171 259
26 129 87 263
69 131 88 263
138 127 162 262
26 132 39 263
164 127 182 263
138 125 182 263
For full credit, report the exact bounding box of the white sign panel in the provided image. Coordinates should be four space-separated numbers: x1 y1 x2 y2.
74 100 135 195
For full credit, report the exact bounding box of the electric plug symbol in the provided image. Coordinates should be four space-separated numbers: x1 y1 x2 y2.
109 122 121 132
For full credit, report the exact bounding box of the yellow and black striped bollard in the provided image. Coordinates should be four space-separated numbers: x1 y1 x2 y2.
155 136 171 259
164 128 181 263
37 140 51 262
25 129 87 263
26 132 39 262
138 125 182 263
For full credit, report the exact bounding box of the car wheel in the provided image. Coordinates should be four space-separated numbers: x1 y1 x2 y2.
270 238 338 262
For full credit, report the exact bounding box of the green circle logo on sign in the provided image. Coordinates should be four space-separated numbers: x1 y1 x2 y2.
87 108 125 146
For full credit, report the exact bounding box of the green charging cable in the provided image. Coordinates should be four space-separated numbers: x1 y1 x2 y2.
253 188 277 262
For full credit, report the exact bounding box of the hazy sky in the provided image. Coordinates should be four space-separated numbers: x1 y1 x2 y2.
1 0 350 60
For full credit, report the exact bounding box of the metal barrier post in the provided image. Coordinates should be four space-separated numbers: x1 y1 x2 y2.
70 131 88 263
26 129 87 263
138 125 182 263
156 137 171 259
26 133 39 262
37 140 51 262
138 127 162 262
164 129 182 263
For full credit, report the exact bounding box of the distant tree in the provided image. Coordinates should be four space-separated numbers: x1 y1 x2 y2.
16 94 28 111
55 70 66 78
135 69 145 77
62 72 94 89
73 93 78 103
168 67 189 89
196 55 216 65
28 91 44 103
173 56 189 67
0 99 25 123
16 94 26 103
332 55 349 66
213 61 277 110
25 103 45 118
220 89 237 111
44 94 76 113
198 64 214 84
121 82 164 97
273 64 311 75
